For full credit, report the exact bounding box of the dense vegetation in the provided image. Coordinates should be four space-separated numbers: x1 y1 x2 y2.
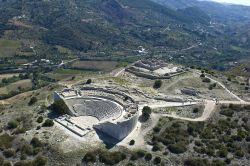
148 104 250 165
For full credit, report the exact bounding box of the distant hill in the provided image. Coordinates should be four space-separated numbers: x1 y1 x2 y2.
0 0 210 52
0 0 249 70
153 0 250 22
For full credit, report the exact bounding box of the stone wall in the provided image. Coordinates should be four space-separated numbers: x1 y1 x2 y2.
53 92 63 101
125 68 171 79
181 88 198 96
80 87 136 103
126 68 187 80
94 114 139 140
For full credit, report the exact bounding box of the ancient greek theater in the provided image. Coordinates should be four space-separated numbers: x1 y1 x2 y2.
54 86 138 141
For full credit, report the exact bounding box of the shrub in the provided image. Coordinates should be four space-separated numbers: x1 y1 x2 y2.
220 109 234 117
193 108 200 113
0 134 15 149
32 155 47 166
0 155 3 165
20 153 27 160
153 156 161 164
51 99 68 115
83 152 96 163
142 106 152 120
208 84 214 90
130 150 145 161
13 127 27 135
152 143 162 152
135 150 145 158
42 119 54 127
14 160 33 166
3 161 12 166
153 126 161 133
28 97 38 106
86 79 92 84
3 148 15 158
168 143 187 154
235 150 244 158
224 158 231 165
202 78 211 83
37 117 43 123
7 119 19 129
126 163 135 166
99 151 126 165
153 80 162 89
129 140 135 145
30 137 43 148
194 140 203 147
246 136 250 142
144 153 152 161
217 148 228 158
200 73 205 78
211 160 226 166
33 148 42 156
184 158 209 166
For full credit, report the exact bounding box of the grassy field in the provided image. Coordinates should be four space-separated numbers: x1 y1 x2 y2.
228 61 250 77
46 69 95 81
70 60 119 72
0 39 21 57
0 79 32 95
0 73 20 79
56 45 75 58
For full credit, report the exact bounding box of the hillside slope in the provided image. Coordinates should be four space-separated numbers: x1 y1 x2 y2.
0 0 210 52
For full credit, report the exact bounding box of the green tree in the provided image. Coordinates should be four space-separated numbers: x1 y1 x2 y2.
142 106 152 121
29 97 38 106
7 120 19 129
86 79 92 84
153 80 162 89
51 99 68 115
42 119 54 127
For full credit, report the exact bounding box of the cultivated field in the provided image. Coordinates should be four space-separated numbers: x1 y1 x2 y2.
0 79 32 95
0 73 20 79
0 39 21 57
70 60 119 72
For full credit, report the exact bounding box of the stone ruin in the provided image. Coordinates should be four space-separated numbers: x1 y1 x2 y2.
181 87 199 96
125 59 186 79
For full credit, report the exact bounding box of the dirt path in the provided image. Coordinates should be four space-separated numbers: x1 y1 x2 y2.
114 68 125 77
156 100 216 122
194 71 244 102
207 75 244 102
154 100 250 122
